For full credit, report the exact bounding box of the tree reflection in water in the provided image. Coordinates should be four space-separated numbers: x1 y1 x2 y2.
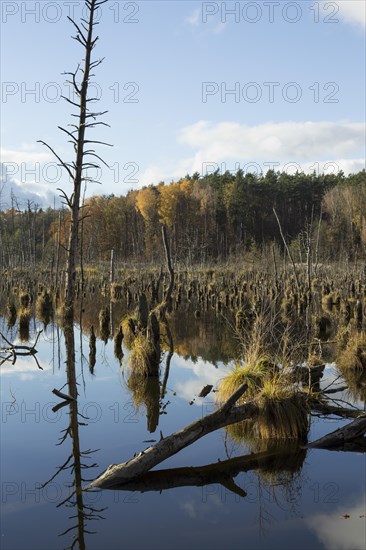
125 314 175 433
41 324 105 550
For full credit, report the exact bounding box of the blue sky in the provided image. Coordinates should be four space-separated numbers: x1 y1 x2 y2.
0 0 365 205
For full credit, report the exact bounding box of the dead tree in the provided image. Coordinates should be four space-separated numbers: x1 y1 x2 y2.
92 384 252 488
39 0 111 321
91 385 366 489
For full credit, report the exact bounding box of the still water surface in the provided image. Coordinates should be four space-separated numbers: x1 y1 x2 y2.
1 307 365 550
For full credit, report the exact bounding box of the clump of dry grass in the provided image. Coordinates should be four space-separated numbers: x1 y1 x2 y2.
55 302 74 327
337 331 366 371
281 295 294 319
121 315 138 349
341 368 366 403
226 418 259 448
216 360 269 404
111 283 124 301
225 375 308 445
36 291 53 325
99 307 110 343
18 307 30 341
19 292 31 309
6 302 17 328
256 377 308 440
128 333 155 376
114 326 124 364
336 325 351 350
322 292 339 311
127 372 160 433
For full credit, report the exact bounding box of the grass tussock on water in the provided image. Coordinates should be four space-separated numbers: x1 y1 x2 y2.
216 360 269 404
18 307 31 341
121 315 138 349
128 333 155 376
337 330 366 371
256 378 308 440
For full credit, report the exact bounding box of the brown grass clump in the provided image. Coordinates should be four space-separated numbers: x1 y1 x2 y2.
6 302 17 328
127 371 160 433
99 307 110 343
226 375 308 444
55 303 74 327
18 307 30 341
340 368 366 403
111 283 124 301
128 333 155 376
322 293 338 311
256 378 309 440
19 292 31 309
216 360 268 405
337 331 366 371
36 291 53 326
114 326 124 364
121 315 138 349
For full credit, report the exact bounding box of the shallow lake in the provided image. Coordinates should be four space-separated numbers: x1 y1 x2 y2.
1 303 365 550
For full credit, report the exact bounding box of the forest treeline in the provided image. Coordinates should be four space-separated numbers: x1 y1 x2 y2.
1 169 365 269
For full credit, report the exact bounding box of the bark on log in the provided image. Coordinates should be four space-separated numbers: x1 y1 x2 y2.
96 448 304 494
307 415 366 449
91 386 366 489
92 383 255 488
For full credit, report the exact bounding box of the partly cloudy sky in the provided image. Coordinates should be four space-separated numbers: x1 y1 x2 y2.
0 0 365 203
307 498 366 550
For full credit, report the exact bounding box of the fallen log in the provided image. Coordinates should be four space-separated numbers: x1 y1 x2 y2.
91 386 366 489
307 414 366 449
94 447 305 494
92 383 255 488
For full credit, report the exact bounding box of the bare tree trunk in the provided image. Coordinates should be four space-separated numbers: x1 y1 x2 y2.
314 206 322 276
162 225 174 305
64 0 99 318
39 0 110 321
110 248 115 285
54 212 61 291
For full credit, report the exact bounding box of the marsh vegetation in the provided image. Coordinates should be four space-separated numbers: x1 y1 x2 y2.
1 1 365 546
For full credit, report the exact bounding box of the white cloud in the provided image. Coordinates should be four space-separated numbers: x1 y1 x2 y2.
0 146 62 208
212 22 227 35
181 500 198 518
179 120 365 160
307 499 366 550
0 148 52 165
140 120 365 184
332 0 366 29
185 8 201 27
185 7 227 35
0 356 49 378
171 355 228 406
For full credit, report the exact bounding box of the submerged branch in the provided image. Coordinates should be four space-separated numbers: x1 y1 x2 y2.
307 414 366 450
94 447 302 494
92 383 251 488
